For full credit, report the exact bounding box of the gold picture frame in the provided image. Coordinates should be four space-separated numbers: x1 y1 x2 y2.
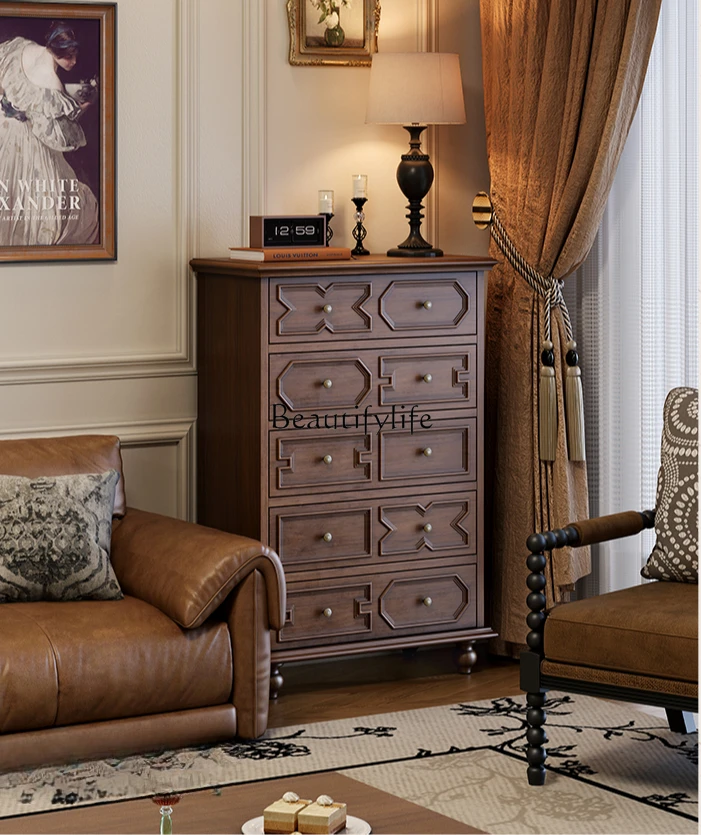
287 0 381 67
0 1 116 263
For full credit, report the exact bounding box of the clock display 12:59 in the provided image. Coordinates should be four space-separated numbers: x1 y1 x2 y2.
262 216 326 247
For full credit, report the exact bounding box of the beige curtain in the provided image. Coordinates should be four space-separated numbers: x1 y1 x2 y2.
480 0 662 649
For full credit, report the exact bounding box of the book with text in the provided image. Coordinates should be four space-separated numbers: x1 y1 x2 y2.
229 246 351 262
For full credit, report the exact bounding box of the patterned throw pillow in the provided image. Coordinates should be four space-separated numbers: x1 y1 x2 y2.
641 387 698 583
0 470 123 602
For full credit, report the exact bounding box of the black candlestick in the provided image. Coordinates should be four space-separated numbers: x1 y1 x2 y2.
321 212 334 246
351 197 370 256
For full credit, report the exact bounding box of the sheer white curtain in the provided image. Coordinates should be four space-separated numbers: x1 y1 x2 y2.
564 0 698 596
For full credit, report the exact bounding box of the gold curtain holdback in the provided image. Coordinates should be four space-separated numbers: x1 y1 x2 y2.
472 192 586 463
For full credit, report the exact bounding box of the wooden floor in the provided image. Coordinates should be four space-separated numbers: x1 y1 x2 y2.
268 646 521 727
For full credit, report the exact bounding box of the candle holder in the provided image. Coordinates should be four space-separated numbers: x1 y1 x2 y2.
351 197 370 256
321 213 334 246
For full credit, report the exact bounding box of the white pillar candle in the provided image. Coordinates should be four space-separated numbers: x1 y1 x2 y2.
352 175 368 198
318 190 334 214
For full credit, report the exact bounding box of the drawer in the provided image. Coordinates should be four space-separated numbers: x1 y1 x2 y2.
272 505 373 566
380 422 477 483
275 564 477 648
273 356 372 412
269 347 478 419
379 495 476 556
269 273 478 344
270 417 477 497
269 492 477 569
379 278 474 332
380 349 477 408
272 281 373 338
273 432 373 492
378 569 477 631
278 582 374 643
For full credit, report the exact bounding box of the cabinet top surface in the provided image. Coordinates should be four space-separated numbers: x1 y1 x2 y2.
191 254 496 277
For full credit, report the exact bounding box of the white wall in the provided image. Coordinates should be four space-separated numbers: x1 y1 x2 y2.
265 0 437 253
0 0 490 520
435 0 490 256
263 0 490 255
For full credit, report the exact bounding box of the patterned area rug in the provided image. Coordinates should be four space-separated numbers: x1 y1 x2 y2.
0 693 696 834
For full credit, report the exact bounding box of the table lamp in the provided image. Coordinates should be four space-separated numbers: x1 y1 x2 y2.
366 52 466 257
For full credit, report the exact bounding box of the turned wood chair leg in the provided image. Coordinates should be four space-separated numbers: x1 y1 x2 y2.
666 709 696 734
526 691 548 785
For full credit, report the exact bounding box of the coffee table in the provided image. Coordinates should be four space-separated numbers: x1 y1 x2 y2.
0 773 484 834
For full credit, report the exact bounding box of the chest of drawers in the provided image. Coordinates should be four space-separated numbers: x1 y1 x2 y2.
191 255 497 695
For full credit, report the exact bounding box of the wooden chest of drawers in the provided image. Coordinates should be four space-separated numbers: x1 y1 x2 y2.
192 255 497 695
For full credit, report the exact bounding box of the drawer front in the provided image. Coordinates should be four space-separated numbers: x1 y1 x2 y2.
270 348 478 422
269 492 477 569
379 496 476 556
274 564 477 648
270 418 477 497
379 349 477 408
380 421 477 483
272 432 373 492
273 506 373 566
278 582 374 643
379 278 475 333
269 273 478 344
273 356 372 412
272 282 373 338
378 568 476 631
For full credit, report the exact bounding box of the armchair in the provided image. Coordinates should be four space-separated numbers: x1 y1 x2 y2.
521 510 697 786
0 435 286 772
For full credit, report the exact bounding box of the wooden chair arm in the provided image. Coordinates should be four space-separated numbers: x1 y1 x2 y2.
526 509 655 554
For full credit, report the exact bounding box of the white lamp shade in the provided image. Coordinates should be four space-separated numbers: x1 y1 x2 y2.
366 52 466 126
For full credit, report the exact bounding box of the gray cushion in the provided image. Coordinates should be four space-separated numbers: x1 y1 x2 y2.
641 387 698 583
0 470 123 602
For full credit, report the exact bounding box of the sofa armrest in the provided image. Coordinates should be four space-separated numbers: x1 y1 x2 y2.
110 508 286 630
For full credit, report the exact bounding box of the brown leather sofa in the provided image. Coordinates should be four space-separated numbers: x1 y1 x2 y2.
0 435 286 772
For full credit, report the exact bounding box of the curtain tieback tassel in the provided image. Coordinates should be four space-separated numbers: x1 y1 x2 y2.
472 192 586 462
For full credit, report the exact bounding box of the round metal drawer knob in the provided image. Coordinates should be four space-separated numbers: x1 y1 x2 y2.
322 607 333 618
323 454 333 465
323 532 333 543
423 597 433 607
323 304 333 314
423 447 433 457
323 379 333 389
423 374 433 384
423 523 433 533
423 301 433 310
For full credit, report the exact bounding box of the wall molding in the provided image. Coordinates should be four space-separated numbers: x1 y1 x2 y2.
0 0 199 387
0 418 196 521
242 0 268 238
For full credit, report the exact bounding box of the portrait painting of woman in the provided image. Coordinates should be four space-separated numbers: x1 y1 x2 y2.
0 3 116 262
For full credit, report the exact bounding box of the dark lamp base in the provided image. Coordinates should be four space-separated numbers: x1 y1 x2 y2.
387 246 443 258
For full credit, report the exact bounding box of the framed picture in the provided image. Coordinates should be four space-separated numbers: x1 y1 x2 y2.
287 0 381 67
0 2 116 263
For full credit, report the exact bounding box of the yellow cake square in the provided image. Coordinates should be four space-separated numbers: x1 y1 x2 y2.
263 794 312 834
297 796 347 835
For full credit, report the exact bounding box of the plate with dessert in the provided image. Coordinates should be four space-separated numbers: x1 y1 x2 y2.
242 791 371 835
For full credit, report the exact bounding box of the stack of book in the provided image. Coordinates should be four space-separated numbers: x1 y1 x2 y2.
229 246 352 262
